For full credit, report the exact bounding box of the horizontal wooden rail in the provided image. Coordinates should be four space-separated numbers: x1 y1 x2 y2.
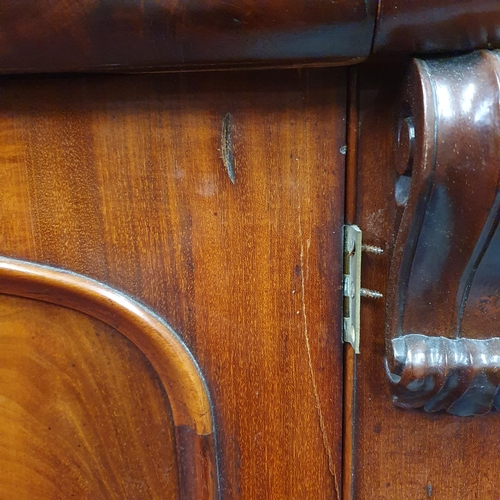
0 1 498 74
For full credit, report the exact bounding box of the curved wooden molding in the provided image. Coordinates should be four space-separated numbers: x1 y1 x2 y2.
386 51 500 416
0 256 219 498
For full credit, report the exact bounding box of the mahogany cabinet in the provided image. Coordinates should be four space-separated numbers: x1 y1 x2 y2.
0 2 499 499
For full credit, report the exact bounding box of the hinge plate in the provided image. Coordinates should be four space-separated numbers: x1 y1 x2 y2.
343 224 362 354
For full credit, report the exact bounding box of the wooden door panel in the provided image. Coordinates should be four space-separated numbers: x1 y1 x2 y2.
0 256 218 499
0 293 179 499
0 69 347 498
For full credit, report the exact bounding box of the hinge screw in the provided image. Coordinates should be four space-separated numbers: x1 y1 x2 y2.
360 288 383 299
362 244 384 254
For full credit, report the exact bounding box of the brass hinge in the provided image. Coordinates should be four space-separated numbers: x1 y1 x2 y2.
343 225 383 354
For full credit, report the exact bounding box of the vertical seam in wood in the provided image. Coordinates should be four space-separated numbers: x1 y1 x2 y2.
342 66 359 500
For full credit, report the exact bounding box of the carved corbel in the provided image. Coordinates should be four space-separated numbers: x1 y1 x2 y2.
386 51 500 416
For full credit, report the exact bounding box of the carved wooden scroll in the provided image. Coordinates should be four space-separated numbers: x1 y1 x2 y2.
386 51 500 416
0 256 219 498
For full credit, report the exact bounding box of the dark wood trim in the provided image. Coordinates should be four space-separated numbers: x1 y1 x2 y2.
374 0 500 55
0 0 376 74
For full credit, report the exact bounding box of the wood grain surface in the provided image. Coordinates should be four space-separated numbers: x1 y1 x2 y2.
0 68 347 498
353 62 500 499
342 67 360 500
3 0 500 74
0 256 215 435
0 256 219 499
0 293 179 499
0 0 376 73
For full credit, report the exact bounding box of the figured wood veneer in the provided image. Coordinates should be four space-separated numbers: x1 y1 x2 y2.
0 294 179 499
0 69 346 499
0 256 219 499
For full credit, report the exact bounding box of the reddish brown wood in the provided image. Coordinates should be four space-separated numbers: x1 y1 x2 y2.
385 51 500 416
176 428 220 500
0 0 376 74
0 257 214 434
0 256 219 499
373 0 500 55
0 68 347 498
389 335 500 415
354 55 500 499
3 1 500 75
4 1 500 74
342 66 359 500
0 293 180 499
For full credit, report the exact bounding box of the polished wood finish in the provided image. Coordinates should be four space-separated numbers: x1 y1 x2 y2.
3 1 500 74
374 0 500 55
0 256 219 499
0 257 214 434
380 52 500 416
0 293 179 499
389 51 500 343
0 0 376 73
0 69 347 498
353 55 500 499
3 4 499 497
385 51 500 416
390 334 500 415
